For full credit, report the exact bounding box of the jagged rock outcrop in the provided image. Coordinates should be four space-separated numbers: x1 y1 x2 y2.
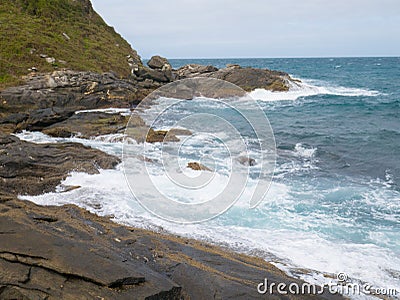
175 64 291 92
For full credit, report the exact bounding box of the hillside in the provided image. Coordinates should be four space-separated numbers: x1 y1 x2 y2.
0 0 142 88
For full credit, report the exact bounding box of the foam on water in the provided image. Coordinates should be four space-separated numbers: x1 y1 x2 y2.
75 107 131 115
249 78 381 101
16 130 400 298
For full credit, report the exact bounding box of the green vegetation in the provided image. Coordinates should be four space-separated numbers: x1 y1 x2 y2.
0 0 141 88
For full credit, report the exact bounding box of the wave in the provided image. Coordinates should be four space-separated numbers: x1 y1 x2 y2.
16 129 400 298
20 167 400 297
249 78 381 101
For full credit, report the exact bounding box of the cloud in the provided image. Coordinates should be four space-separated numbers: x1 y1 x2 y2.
91 0 400 58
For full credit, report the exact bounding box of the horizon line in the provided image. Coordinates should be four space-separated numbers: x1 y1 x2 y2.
143 55 400 60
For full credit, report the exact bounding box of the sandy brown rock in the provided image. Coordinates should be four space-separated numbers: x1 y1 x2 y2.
187 162 212 171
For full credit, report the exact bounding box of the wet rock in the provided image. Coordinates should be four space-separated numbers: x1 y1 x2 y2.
237 156 257 166
187 162 212 171
0 199 344 300
169 128 192 136
42 111 130 139
146 129 180 143
22 107 76 131
0 133 120 196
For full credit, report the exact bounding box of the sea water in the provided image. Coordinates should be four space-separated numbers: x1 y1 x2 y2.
18 57 400 297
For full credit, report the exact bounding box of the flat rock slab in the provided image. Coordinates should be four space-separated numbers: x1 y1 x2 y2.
42 111 130 139
0 199 344 300
0 133 120 196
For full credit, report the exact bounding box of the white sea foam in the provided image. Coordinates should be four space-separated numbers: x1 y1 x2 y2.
20 165 400 298
15 124 399 298
294 143 317 159
75 107 131 116
249 78 381 102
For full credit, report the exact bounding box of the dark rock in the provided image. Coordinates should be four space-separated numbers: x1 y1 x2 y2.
0 199 344 300
175 64 292 92
147 55 171 70
0 70 142 118
135 66 172 83
42 111 130 139
0 133 120 196
23 107 76 131
0 113 28 125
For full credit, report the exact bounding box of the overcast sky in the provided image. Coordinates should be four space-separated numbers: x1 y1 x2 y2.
91 0 400 59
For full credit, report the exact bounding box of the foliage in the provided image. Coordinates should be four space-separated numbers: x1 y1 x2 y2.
0 0 141 88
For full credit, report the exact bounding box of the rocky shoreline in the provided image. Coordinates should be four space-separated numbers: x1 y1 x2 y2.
0 57 343 299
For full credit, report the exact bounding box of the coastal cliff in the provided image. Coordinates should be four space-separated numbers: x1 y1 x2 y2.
0 0 142 88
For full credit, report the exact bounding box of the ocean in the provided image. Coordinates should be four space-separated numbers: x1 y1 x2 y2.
18 57 400 297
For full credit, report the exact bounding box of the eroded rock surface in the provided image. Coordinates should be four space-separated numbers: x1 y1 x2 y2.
0 198 344 300
0 133 120 196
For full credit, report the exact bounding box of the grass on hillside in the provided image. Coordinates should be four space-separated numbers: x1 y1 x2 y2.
0 0 141 89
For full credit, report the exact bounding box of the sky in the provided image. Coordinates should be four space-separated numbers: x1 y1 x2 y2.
91 0 400 59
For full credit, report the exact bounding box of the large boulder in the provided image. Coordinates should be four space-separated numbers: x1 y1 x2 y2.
147 55 171 70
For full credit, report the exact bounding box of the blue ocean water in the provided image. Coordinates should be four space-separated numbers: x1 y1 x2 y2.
167 57 400 289
20 57 400 295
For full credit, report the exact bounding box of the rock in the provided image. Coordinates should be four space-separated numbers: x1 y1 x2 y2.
237 156 257 166
169 128 192 136
0 133 120 196
45 57 56 64
175 64 292 92
226 63 241 69
22 107 76 131
187 162 212 171
135 66 172 83
62 32 71 40
58 185 81 193
0 198 344 299
0 70 143 129
147 55 171 70
42 112 130 139
146 129 180 143
175 64 218 78
124 115 180 144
